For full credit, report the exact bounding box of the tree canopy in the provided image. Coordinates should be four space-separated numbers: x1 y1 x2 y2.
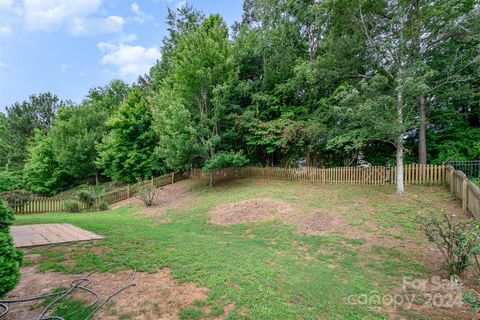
1 0 478 194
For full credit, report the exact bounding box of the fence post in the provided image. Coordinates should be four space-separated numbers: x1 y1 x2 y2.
127 184 130 198
172 172 175 184
450 169 455 193
462 178 468 211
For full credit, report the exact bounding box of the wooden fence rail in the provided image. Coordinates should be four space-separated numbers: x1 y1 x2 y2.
8 164 480 217
10 172 181 214
445 165 480 218
191 164 480 217
191 164 446 185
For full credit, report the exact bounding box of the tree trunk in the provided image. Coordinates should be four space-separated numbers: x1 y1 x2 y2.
396 87 405 194
396 140 404 193
418 95 427 164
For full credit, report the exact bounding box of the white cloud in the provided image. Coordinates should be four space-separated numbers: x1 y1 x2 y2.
176 1 186 10
130 2 152 23
98 42 161 77
118 33 138 43
0 62 10 71
0 25 12 35
60 63 71 72
0 0 13 9
68 15 124 36
24 0 100 31
21 0 124 36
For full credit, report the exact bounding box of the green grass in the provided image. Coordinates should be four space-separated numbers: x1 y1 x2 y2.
15 179 460 319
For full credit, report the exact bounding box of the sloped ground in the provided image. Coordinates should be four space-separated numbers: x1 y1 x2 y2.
12 179 473 319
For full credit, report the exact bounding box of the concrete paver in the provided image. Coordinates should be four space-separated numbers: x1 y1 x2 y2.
11 223 103 248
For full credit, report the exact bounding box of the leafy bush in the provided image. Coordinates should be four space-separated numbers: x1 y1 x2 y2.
203 151 248 171
75 190 95 209
0 190 32 207
473 176 480 187
63 199 80 213
0 170 23 192
136 183 156 206
0 200 22 297
418 211 480 276
98 200 108 211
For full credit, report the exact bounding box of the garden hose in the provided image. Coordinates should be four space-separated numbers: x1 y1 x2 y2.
0 269 135 320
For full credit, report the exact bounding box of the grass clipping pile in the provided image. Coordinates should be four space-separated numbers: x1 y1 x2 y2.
209 198 345 235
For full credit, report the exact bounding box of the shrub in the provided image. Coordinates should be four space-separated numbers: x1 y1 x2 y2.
203 151 248 171
0 170 23 192
75 190 95 209
98 200 108 211
0 190 32 207
136 183 156 206
418 211 480 276
0 200 22 297
63 199 80 213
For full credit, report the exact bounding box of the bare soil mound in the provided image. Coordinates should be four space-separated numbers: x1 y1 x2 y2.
209 198 346 237
5 264 208 320
209 198 295 225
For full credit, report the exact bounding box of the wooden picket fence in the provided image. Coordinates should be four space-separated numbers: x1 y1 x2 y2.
192 164 480 217
8 164 480 217
191 164 446 185
445 165 480 218
10 172 184 214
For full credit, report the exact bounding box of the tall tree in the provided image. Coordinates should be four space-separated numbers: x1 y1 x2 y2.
22 81 129 194
97 87 163 182
153 14 245 176
3 92 65 168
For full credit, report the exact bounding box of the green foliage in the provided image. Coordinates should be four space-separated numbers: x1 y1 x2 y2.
97 200 108 211
1 92 66 170
0 200 22 297
75 190 95 209
23 132 67 195
203 151 248 171
63 199 80 213
153 14 236 170
0 190 32 207
418 212 480 276
97 87 162 182
3 1 480 195
0 170 23 192
22 80 129 195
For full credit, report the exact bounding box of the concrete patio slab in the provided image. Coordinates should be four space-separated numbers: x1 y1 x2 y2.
11 223 103 248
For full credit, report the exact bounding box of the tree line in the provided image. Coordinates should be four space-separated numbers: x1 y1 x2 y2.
0 0 479 195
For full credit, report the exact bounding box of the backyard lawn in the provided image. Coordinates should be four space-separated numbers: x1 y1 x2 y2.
10 179 471 319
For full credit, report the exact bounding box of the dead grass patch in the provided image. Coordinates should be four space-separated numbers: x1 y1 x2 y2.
209 198 295 225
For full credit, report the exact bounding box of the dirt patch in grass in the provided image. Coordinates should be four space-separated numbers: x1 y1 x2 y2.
210 198 352 237
111 180 198 217
5 263 208 320
288 210 347 236
4 264 75 319
209 198 295 225
92 269 208 320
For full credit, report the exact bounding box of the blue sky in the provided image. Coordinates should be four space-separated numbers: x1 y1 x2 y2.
0 0 243 112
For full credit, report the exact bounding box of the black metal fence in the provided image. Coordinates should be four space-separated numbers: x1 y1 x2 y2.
446 160 480 179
